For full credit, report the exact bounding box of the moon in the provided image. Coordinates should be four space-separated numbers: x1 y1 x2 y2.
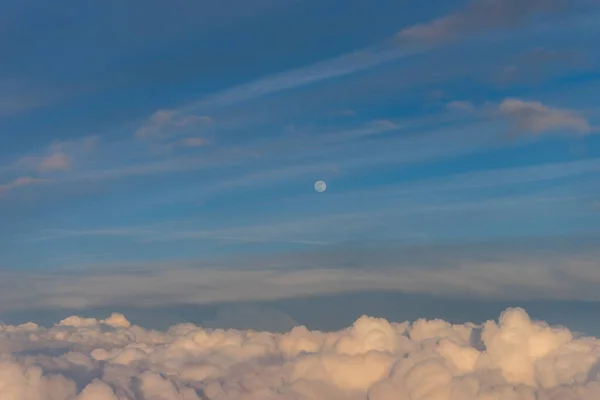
314 180 327 193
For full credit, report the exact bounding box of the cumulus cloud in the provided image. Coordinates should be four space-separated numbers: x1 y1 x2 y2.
498 98 593 135
2 307 600 399
398 0 569 42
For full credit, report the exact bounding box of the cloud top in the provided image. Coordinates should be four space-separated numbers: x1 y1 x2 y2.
2 307 600 399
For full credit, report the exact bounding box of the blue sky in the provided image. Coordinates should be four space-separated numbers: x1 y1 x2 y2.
1 0 600 317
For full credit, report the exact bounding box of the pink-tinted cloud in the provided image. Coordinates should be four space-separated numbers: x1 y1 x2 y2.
135 109 212 140
37 152 71 172
398 0 569 43
0 176 47 196
498 98 593 135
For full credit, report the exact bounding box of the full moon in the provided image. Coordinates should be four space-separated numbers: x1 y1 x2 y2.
314 180 327 193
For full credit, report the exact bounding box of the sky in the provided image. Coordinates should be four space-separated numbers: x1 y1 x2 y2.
1 0 600 332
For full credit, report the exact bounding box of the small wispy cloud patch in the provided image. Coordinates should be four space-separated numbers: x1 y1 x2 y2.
0 176 48 196
446 100 475 112
398 0 570 43
135 109 212 140
12 136 97 174
37 152 71 172
446 97 594 136
498 98 593 135
180 137 206 147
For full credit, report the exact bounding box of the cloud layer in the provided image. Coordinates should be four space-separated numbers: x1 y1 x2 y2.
2 307 600 399
3 240 600 313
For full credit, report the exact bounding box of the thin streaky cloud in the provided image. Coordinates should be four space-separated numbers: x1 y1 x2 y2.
178 44 427 114
37 152 71 172
0 176 48 196
350 158 600 197
29 117 493 188
398 0 571 43
27 190 599 246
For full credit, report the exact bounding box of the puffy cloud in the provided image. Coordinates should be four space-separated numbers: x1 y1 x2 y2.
77 380 118 400
2 308 600 399
398 0 569 42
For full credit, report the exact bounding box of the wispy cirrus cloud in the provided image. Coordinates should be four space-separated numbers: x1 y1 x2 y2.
498 98 594 135
446 100 476 112
176 45 426 116
0 176 48 196
180 137 206 147
27 178 600 247
446 97 595 136
2 238 600 312
135 109 213 140
11 136 97 173
124 43 425 140
37 152 71 171
398 0 571 43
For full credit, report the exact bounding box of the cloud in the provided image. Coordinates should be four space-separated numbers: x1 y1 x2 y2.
2 239 600 312
0 176 47 196
446 100 475 112
2 307 600 399
398 0 569 42
135 109 212 140
491 47 591 85
0 79 63 117
181 137 206 147
37 152 71 172
9 136 97 177
445 97 594 135
202 304 298 332
177 45 424 115
498 98 593 135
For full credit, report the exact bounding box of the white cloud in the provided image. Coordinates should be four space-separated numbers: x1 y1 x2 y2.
1 307 600 399
498 98 593 135
398 0 569 42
